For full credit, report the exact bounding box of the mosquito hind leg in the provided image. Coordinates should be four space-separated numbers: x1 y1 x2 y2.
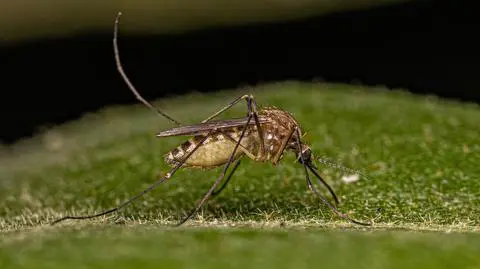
51 131 214 225
211 158 242 197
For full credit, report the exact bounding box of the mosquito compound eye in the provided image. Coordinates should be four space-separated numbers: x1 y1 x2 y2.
297 151 309 164
300 148 312 163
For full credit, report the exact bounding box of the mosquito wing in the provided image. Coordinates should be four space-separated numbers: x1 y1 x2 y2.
156 116 270 137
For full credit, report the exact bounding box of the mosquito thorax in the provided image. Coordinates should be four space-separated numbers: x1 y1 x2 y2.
257 107 301 160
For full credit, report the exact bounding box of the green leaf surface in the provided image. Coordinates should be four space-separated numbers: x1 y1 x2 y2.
1 82 479 268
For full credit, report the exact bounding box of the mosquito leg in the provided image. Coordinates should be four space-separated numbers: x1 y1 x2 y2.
246 96 266 158
199 93 266 159
211 158 242 197
176 114 253 226
271 127 338 204
288 129 339 205
201 95 251 123
220 131 256 160
306 165 340 205
293 128 371 226
51 131 214 225
272 127 295 165
114 12 181 126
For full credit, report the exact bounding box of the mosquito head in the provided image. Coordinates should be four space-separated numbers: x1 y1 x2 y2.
297 143 313 165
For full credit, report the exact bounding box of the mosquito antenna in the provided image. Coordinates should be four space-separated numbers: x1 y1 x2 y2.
306 164 339 205
113 12 181 126
295 129 371 226
315 155 371 180
51 131 213 225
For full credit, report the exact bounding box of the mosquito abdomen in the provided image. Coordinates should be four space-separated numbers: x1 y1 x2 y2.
166 129 257 168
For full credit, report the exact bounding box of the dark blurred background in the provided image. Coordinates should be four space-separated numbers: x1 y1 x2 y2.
1 0 478 145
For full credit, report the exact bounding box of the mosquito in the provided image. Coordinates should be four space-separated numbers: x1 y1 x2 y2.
51 12 372 226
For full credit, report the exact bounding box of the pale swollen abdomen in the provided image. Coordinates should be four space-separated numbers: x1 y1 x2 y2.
166 135 255 168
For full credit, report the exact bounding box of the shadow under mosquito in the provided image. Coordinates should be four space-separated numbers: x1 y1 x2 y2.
113 190 366 223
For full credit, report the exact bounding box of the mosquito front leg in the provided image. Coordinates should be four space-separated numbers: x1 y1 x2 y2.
306 166 340 205
291 128 338 204
293 128 371 226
